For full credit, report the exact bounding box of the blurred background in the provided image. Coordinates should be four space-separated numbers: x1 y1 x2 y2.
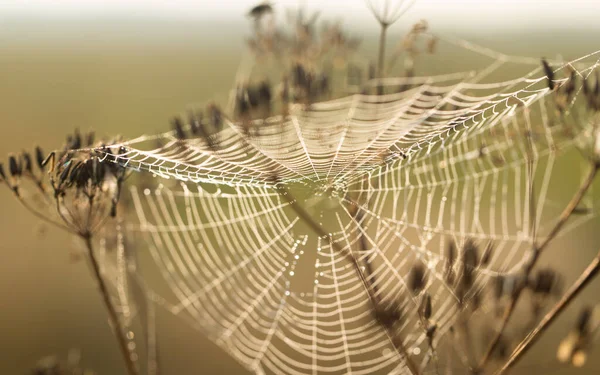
1 0 600 374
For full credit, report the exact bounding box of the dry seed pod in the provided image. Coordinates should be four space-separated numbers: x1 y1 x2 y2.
542 58 555 90
462 238 479 269
445 240 456 284
374 303 402 329
86 131 95 147
258 81 272 105
187 111 200 136
235 86 251 119
247 85 260 108
248 2 273 19
563 67 577 100
35 146 45 170
172 117 186 140
22 152 33 175
208 104 224 133
481 241 493 266
426 324 437 340
493 274 505 300
8 154 21 177
0 162 6 181
576 307 592 335
409 263 427 295
461 238 479 289
530 268 559 296
420 292 432 320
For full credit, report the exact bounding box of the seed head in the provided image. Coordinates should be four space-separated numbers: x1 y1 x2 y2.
461 238 479 287
493 274 505 300
8 154 21 177
172 117 186 140
420 292 432 320
576 306 592 335
35 146 46 170
22 151 33 175
188 111 201 136
409 262 427 295
235 86 251 118
541 58 555 90
248 2 273 20
530 268 560 296
445 240 456 284
208 104 223 132
374 302 402 328
86 131 95 147
247 85 260 108
0 162 6 182
258 81 272 105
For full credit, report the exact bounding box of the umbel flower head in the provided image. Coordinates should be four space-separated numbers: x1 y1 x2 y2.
1 130 127 238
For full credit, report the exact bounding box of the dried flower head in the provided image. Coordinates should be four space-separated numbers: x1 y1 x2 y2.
2 131 127 238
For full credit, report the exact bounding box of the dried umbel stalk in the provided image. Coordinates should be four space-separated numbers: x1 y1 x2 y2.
238 3 361 115
475 60 600 375
172 103 224 149
1 131 138 375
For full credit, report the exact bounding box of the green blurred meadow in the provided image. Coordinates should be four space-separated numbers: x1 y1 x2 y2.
1 14 600 375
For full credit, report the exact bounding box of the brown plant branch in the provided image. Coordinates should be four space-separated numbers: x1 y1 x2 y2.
84 234 139 375
476 162 599 372
495 246 600 374
278 185 421 375
377 23 389 79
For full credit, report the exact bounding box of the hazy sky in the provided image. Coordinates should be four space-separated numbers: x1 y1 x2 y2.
1 0 599 30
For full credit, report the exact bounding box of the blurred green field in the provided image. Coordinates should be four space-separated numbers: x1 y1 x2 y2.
1 16 599 375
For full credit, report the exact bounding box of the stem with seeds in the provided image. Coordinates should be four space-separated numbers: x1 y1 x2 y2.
477 162 598 371
495 246 600 374
278 185 421 375
349 185 423 373
84 234 139 375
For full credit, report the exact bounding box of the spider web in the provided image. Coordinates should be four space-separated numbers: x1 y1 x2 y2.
98 37 600 374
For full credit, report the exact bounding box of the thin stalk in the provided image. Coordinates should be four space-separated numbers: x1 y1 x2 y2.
495 247 600 374
84 234 139 375
352 188 380 296
534 163 598 254
476 162 598 371
278 186 421 375
378 23 389 79
16 196 76 234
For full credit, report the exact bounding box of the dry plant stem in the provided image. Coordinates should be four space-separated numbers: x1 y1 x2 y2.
378 23 389 78
84 234 139 375
15 196 76 234
477 162 599 371
353 193 431 373
278 186 421 375
494 246 600 374
535 163 598 252
352 189 380 295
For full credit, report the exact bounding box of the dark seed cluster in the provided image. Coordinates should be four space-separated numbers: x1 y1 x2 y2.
171 104 224 149
1 130 127 237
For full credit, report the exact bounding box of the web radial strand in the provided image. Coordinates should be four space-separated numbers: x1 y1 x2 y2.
105 47 600 375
